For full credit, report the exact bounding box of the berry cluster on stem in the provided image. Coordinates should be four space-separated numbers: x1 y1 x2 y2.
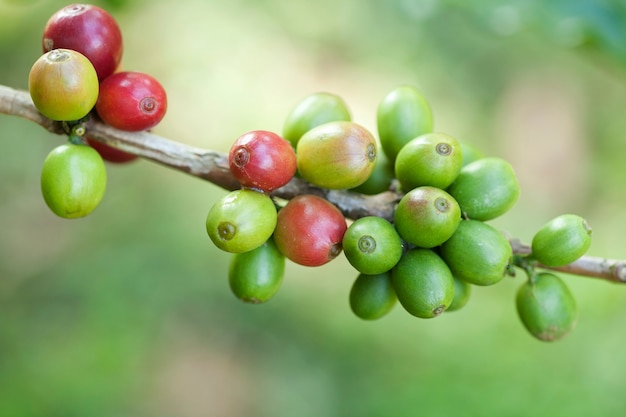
0 84 624 283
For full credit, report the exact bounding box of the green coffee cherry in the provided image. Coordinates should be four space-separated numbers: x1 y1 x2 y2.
531 214 592 267
394 132 463 191
459 142 485 167
342 216 404 275
447 277 471 312
282 92 351 148
228 238 285 304
394 186 461 248
377 85 434 162
391 249 454 318
349 272 397 320
40 143 107 219
206 189 277 253
440 220 512 286
447 157 520 221
297 121 377 189
516 273 578 342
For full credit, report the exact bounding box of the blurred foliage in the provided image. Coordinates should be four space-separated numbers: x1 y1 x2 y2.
1 0 626 416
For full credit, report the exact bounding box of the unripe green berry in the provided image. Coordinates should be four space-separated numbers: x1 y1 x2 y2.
40 143 106 219
349 272 397 320
440 220 512 286
531 214 592 267
395 132 463 191
342 216 404 275
392 249 454 319
206 189 277 253
447 157 520 221
377 85 433 162
229 238 285 304
516 273 578 342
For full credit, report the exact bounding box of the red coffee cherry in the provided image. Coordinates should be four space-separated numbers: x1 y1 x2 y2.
229 130 296 193
43 3 123 81
96 71 167 131
273 195 347 267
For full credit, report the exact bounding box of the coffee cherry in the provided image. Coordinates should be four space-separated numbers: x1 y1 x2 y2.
229 237 285 304
516 273 577 342
206 189 277 254
394 186 461 248
96 71 167 131
342 216 404 275
296 121 377 190
531 214 592 267
350 150 394 195
86 137 138 163
394 132 463 191
447 277 471 312
228 130 296 193
40 142 106 218
29 49 99 121
42 4 123 81
391 248 454 318
447 157 520 221
440 219 512 286
282 92 351 148
377 85 434 162
273 194 347 266
349 272 397 320
459 142 485 167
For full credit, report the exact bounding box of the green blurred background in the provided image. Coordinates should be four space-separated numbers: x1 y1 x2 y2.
1 0 626 416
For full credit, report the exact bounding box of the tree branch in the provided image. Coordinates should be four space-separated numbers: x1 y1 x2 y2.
1 84 624 284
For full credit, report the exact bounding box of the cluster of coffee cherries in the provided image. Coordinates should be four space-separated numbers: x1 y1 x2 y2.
29 3 167 218
207 86 592 342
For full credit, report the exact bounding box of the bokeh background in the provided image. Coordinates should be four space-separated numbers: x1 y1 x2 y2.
1 0 626 416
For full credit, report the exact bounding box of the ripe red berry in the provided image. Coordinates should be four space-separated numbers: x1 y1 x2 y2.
96 71 167 131
229 130 297 193
86 137 138 164
42 4 123 81
273 195 347 267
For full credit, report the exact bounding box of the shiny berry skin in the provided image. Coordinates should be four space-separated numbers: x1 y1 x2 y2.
96 71 167 131
229 130 297 193
394 132 463 191
86 137 138 164
531 214 592 267
342 216 404 275
29 49 99 121
296 121 378 190
40 143 107 218
377 85 434 162
440 219 512 286
273 195 347 267
229 237 285 304
394 186 461 248
447 157 520 221
206 189 277 254
516 273 577 342
42 3 123 81
349 272 397 321
392 248 454 319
